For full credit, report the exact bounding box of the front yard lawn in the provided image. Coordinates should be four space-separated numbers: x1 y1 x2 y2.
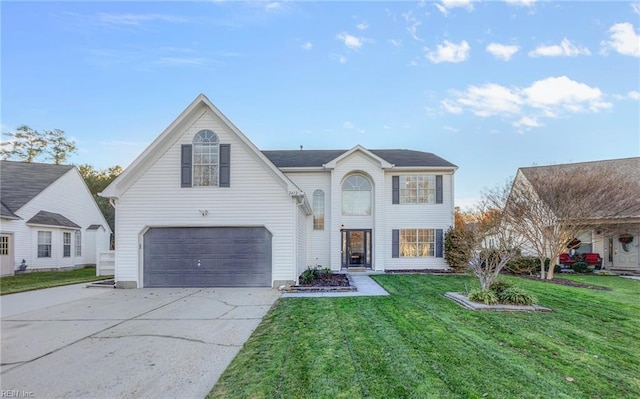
209 274 640 399
0 266 111 295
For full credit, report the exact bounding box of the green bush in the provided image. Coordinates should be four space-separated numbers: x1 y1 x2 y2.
571 262 590 273
299 266 331 284
468 288 499 305
489 279 514 295
506 257 551 275
498 286 538 306
444 226 473 272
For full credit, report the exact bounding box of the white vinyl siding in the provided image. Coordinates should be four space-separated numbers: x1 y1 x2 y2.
114 111 297 287
6 168 111 270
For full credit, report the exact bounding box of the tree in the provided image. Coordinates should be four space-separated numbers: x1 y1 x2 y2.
45 129 77 164
1 125 77 164
502 163 640 280
444 225 473 272
78 164 123 231
467 183 525 290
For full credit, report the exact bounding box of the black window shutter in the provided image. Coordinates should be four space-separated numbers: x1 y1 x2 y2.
436 229 444 258
436 175 443 204
219 144 230 187
392 229 400 258
392 176 399 204
181 144 192 187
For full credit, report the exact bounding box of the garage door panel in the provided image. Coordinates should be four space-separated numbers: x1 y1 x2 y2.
143 227 272 287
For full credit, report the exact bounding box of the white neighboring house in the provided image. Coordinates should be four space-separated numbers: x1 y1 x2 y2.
0 161 111 276
100 94 457 288
514 158 640 272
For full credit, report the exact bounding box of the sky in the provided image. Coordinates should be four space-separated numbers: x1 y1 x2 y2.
2 0 639 209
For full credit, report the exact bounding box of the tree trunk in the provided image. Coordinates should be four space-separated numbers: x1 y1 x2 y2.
539 258 546 280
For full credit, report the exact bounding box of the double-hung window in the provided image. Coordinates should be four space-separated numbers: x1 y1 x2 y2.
75 230 82 256
342 175 372 216
193 130 219 187
400 175 435 204
38 231 52 258
63 232 71 257
400 229 435 257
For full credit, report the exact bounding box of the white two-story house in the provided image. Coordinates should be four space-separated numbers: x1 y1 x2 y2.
100 94 457 288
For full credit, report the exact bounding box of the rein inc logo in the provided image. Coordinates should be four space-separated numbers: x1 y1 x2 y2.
0 391 34 398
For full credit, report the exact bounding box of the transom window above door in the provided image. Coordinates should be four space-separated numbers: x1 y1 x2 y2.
342 174 372 216
193 130 219 187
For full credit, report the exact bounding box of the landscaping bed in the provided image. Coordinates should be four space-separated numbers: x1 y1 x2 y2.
516 274 611 290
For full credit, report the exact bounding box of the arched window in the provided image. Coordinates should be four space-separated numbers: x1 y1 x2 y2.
313 190 325 230
193 130 219 186
342 175 371 216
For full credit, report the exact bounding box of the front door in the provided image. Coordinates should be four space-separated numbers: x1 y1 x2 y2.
614 234 639 269
0 233 15 276
341 229 372 269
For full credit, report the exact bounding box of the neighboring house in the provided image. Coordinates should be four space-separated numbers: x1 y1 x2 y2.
514 158 640 271
0 161 111 276
100 94 457 288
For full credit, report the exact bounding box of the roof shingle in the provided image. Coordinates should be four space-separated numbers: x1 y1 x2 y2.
261 149 456 168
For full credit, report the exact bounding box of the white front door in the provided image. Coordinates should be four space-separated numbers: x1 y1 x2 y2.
614 233 639 269
0 233 15 276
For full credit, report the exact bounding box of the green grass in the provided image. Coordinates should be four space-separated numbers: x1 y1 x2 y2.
209 274 640 399
0 266 111 295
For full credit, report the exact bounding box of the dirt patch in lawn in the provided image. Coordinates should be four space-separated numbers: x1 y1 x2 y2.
386 269 459 274
516 275 611 290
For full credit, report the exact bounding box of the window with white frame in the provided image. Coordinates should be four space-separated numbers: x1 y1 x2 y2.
400 229 435 257
38 231 52 258
342 175 372 216
400 175 436 204
75 230 82 256
193 130 219 187
0 235 9 256
63 232 71 257
313 189 325 230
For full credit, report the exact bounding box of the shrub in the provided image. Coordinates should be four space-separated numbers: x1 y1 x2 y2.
506 257 552 275
571 262 590 273
299 266 331 284
498 286 538 306
489 279 514 295
468 288 499 305
444 226 473 272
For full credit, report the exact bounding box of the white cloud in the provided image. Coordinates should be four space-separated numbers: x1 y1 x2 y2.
98 13 187 26
486 43 520 61
513 116 542 129
264 2 282 10
443 125 459 133
389 39 402 47
301 41 312 51
357 22 368 31
435 0 476 15
331 54 347 64
601 22 640 57
441 76 612 130
523 76 611 112
628 90 640 100
343 121 365 133
528 38 591 57
155 57 206 65
425 40 470 63
336 32 365 50
505 0 537 6
402 11 422 41
632 2 640 14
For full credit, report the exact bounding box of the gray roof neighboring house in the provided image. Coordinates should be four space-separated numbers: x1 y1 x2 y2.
87 224 104 231
26 210 81 229
262 149 457 168
0 160 74 218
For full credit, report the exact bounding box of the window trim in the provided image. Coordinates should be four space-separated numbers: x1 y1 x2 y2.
63 231 71 258
342 174 372 216
399 228 435 258
37 231 52 258
312 189 325 230
192 130 220 187
75 230 82 257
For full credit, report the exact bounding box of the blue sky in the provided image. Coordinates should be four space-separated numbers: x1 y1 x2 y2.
2 0 639 209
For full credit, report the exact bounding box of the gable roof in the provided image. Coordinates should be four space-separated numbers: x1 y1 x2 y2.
100 94 305 200
0 161 74 217
262 149 457 168
26 210 81 229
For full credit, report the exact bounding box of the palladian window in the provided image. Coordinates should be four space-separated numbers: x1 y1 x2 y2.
193 130 219 187
342 175 371 216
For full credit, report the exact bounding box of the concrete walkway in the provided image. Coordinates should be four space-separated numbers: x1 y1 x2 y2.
1 286 281 399
281 274 389 298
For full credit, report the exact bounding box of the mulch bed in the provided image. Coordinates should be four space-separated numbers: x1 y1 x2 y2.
516 274 611 290
297 273 350 287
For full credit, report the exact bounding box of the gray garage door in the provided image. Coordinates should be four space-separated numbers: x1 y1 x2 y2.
143 227 272 287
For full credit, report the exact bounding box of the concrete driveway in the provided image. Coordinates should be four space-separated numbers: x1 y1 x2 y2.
1 285 281 398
